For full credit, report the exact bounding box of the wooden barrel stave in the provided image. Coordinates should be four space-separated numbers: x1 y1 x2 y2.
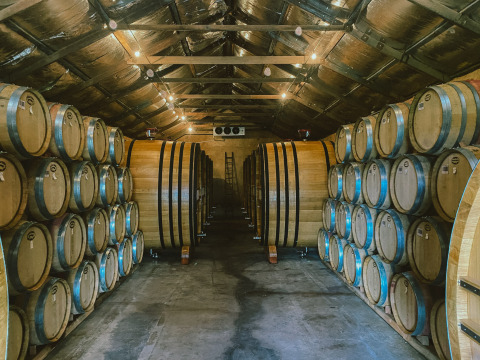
7 305 29 360
430 300 452 360
343 243 368 287
328 164 345 200
0 152 28 231
0 238 7 360
107 204 126 246
67 260 99 315
343 162 364 204
322 198 337 233
83 208 109 256
375 103 411 158
68 161 98 213
335 201 354 240
118 238 133 277
106 126 125 167
95 248 118 293
352 204 378 252
82 117 108 165
0 84 51 159
116 167 133 204
317 228 331 261
352 115 377 162
328 235 347 272
1 221 53 295
96 164 118 208
48 103 84 162
362 255 395 307
123 201 139 237
362 159 392 209
335 124 354 163
132 230 144 264
26 158 71 221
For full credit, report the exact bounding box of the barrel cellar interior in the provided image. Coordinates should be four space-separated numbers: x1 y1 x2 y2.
1 1 480 359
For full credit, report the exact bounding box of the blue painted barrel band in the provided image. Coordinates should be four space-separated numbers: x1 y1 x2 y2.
389 104 405 158
456 148 480 172
108 128 119 165
109 206 120 244
335 167 343 200
364 118 375 161
72 263 87 313
132 231 143 264
118 239 130 276
339 126 352 163
86 119 98 164
372 255 390 306
98 250 109 292
461 81 480 143
376 160 389 208
360 204 375 250
86 209 100 254
34 278 59 344
403 272 427 336
406 155 426 214
125 203 133 236
336 239 345 273
387 210 406 264
319 230 330 261
117 169 126 203
72 162 90 212
53 104 75 161
34 159 54 220
352 164 362 203
352 246 363 287
343 203 352 239
56 215 71 270
449 83 468 146
429 86 453 154
98 166 110 207
327 199 336 232
7 87 34 158
7 222 35 292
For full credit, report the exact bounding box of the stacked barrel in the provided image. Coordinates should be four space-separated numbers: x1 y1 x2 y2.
0 83 144 359
319 80 480 359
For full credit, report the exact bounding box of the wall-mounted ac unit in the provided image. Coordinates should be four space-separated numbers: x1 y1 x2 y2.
213 126 245 137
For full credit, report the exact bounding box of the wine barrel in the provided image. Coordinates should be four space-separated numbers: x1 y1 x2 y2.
328 164 345 200
374 103 411 158
107 204 125 245
322 198 337 233
431 146 480 222
352 115 377 162
48 103 84 162
249 151 257 231
407 217 451 286
0 152 28 231
335 124 354 163
1 221 52 295
362 255 395 307
82 117 108 165
7 305 29 360
446 161 480 359
362 159 392 209
255 146 263 240
49 213 87 272
390 154 432 216
26 158 71 221
374 209 412 265
343 162 364 204
132 230 144 264
390 271 433 336
124 201 139 237
352 204 378 252
83 208 109 256
0 84 51 159
317 228 331 261
118 238 133 277
68 161 98 213
116 167 133 204
0 240 7 360
96 164 118 208
67 260 99 315
25 277 71 345
126 140 201 249
243 155 251 216
335 201 354 241
408 82 480 155
343 243 368 287
106 126 125 167
328 235 347 272
95 248 118 293
430 300 451 360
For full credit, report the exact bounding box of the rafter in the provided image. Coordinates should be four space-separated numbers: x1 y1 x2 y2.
178 104 280 109
130 56 325 65
0 0 43 22
156 77 295 83
117 24 342 32
185 112 273 117
283 0 350 24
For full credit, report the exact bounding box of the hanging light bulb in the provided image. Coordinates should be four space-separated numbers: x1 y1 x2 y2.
181 116 186 120
311 53 317 60
282 93 287 99
134 51 140 57
295 26 302 36
188 126 193 132
264 66 271 77
169 95 174 101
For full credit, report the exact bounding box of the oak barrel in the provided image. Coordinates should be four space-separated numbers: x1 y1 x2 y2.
362 159 392 209
82 117 108 164
328 235 347 272
362 255 395 307
95 248 118 293
132 230 144 264
26 158 71 221
352 115 377 162
0 84 51 159
0 152 28 231
317 228 331 261
430 300 451 360
407 216 451 286
24 277 71 345
0 240 7 360
7 305 29 360
335 124 354 163
96 164 118 208
48 103 84 162
118 238 133 277
408 82 480 155
322 198 337 233
390 271 433 336
446 161 480 359
343 243 368 287
123 201 139 237
255 146 263 240
343 162 364 204
67 260 99 315
390 154 432 216
328 164 345 200
107 204 126 245
68 161 98 213
49 213 87 272
83 208 109 256
352 204 378 252
1 221 52 295
126 140 201 249
106 126 125 167
335 201 354 241
374 102 411 158
374 209 412 265
431 146 480 222
116 167 133 204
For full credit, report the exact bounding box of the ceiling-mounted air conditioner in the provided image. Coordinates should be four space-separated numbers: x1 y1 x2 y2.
213 126 245 137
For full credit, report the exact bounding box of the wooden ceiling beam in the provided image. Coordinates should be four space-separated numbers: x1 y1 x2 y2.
117 24 343 32
178 104 280 109
185 112 273 117
0 0 43 22
172 94 288 99
157 77 294 83
129 56 325 65
283 0 349 24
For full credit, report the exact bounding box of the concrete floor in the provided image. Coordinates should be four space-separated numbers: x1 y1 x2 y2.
48 212 425 360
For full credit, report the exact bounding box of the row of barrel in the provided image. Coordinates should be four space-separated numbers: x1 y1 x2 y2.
242 140 335 247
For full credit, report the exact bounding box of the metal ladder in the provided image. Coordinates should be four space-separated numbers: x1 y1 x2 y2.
224 152 238 217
